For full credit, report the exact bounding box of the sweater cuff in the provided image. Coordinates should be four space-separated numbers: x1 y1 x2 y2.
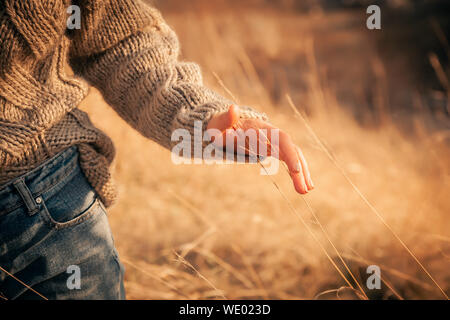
169 98 269 155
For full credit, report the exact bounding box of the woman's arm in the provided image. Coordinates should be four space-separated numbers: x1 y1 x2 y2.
68 0 312 194
68 0 266 150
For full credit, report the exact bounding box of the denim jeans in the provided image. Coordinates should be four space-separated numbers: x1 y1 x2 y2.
0 146 125 300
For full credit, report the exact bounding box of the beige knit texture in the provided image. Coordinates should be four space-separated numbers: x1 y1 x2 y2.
0 0 267 207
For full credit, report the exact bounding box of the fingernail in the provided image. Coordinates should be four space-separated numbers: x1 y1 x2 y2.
302 183 308 193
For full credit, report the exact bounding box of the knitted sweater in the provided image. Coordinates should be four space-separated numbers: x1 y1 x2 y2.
0 0 267 207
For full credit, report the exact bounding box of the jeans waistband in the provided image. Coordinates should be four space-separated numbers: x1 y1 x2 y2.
0 146 79 217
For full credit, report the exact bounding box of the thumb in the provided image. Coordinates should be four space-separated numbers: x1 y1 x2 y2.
207 105 240 133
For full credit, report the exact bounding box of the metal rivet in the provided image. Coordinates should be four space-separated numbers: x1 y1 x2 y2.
35 197 42 204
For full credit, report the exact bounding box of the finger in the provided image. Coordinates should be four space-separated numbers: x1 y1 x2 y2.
207 105 240 133
278 133 308 194
296 147 314 190
235 119 275 156
289 170 308 195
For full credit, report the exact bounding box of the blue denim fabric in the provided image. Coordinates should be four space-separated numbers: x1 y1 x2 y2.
0 146 125 300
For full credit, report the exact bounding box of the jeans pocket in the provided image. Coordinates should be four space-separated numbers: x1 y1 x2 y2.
40 197 104 230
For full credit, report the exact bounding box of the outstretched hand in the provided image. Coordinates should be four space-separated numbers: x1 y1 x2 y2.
207 105 314 194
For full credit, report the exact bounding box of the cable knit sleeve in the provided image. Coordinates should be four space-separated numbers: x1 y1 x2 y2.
68 0 267 152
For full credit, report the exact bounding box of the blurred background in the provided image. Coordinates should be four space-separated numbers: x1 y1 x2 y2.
80 0 449 299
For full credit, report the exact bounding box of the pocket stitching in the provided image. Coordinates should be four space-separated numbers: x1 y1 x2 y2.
41 197 101 230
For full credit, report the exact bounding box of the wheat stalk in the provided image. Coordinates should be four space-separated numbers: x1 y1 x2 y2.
286 94 449 300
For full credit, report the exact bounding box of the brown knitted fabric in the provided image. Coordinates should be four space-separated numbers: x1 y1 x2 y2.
0 0 267 207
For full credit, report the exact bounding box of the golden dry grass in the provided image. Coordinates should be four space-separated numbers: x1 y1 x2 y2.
79 6 450 299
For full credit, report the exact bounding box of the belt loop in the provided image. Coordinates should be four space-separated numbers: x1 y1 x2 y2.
12 178 39 216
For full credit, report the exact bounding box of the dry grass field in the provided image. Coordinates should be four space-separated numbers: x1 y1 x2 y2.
79 2 450 299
